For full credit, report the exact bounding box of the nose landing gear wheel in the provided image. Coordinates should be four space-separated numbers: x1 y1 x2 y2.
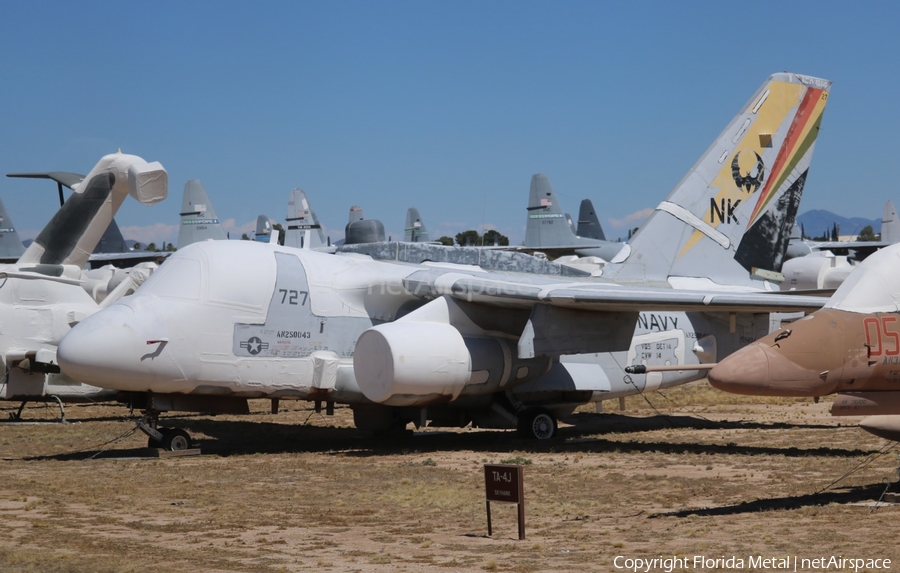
517 408 558 440
163 429 192 451
148 428 193 451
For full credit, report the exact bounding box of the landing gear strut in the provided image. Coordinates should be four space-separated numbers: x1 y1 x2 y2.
9 396 68 423
135 411 192 451
516 407 558 440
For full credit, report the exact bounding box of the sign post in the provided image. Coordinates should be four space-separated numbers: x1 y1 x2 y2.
484 464 525 540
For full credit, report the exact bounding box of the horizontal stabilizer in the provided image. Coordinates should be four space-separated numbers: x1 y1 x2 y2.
18 152 167 268
6 171 85 190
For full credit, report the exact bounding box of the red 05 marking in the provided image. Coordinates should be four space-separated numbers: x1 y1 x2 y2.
864 316 900 357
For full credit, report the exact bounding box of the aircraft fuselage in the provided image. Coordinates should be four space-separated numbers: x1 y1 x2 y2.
58 241 773 431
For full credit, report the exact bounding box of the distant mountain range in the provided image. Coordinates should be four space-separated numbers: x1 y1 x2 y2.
796 209 881 238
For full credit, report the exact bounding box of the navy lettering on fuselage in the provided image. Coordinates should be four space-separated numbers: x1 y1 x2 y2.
637 313 679 332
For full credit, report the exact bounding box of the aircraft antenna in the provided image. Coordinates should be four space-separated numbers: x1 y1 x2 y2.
481 193 486 247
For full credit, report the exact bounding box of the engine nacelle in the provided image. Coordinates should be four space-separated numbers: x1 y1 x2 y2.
354 321 549 406
781 252 853 291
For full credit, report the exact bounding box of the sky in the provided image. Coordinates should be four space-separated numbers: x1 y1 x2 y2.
1 1 898 246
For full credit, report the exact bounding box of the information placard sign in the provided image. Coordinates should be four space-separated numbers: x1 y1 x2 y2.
483 464 525 539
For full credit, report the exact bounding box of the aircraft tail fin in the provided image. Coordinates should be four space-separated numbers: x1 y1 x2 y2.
607 73 831 287
284 189 327 249
576 199 606 241
0 197 25 262
254 215 273 242
524 174 581 248
882 200 899 243
93 220 128 253
404 207 431 242
17 152 167 267
177 180 227 248
348 205 365 224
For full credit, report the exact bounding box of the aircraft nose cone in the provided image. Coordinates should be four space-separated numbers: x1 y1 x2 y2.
708 344 771 395
859 416 900 442
59 304 174 391
710 342 830 397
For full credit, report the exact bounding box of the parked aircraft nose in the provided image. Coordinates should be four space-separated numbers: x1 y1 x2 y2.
58 304 180 391
708 342 834 397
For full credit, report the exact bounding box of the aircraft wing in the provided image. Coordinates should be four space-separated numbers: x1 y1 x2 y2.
811 240 891 251
402 270 827 313
87 250 171 269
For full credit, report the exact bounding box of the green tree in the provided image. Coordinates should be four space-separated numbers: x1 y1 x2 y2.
857 225 878 242
241 233 250 241
455 230 480 246
146 242 158 252
133 242 142 251
811 228 829 241
437 236 454 246
831 223 839 242
164 242 177 252
482 229 509 246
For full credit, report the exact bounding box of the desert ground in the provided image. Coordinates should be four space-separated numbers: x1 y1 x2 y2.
1 382 899 573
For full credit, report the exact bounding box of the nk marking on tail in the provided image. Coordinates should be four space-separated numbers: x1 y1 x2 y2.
609 73 831 287
687 74 829 258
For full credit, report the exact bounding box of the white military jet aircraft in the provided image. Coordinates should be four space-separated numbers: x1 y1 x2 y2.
0 152 167 419
58 72 830 448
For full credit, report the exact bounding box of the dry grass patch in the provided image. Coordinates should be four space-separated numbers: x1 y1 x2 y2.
1 397 899 572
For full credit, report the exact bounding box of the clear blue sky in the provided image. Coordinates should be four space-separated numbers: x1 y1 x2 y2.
1 1 897 245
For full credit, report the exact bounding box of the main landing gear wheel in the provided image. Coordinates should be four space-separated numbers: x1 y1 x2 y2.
147 428 193 451
517 408 558 440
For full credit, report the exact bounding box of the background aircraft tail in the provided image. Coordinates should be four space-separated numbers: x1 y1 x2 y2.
607 73 831 287
17 152 167 268
92 219 128 254
524 174 580 248
576 199 606 240
284 188 327 249
177 180 227 248
404 207 431 242
882 200 899 244
0 197 25 262
348 205 365 224
254 215 273 242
